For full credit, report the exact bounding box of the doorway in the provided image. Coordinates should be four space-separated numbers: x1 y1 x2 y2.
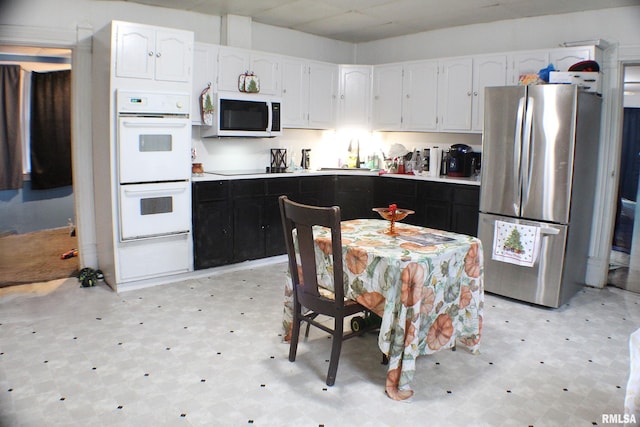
609 64 640 293
0 45 77 286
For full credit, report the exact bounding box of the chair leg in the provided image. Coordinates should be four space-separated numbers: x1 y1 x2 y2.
289 304 302 362
326 317 344 386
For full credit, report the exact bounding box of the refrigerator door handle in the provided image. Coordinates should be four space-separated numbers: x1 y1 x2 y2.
521 96 534 208
514 96 526 212
540 227 559 235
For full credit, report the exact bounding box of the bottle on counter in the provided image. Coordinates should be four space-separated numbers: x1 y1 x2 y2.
441 149 449 176
423 148 430 172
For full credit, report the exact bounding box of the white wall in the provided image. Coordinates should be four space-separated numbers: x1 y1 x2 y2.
356 6 640 64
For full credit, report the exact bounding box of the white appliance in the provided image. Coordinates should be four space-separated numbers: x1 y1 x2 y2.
478 85 601 308
95 90 193 289
201 91 282 138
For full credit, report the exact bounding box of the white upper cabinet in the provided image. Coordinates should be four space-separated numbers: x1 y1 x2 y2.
281 58 308 127
403 60 439 132
372 60 438 132
372 64 403 130
308 61 338 129
339 65 372 129
191 43 218 125
472 55 507 132
507 51 549 85
250 51 282 96
282 58 337 129
438 57 473 132
115 22 193 82
217 47 249 92
549 46 598 71
217 46 281 95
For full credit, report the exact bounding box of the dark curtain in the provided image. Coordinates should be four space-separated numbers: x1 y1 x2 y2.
612 108 640 253
0 64 23 190
30 69 71 190
619 108 640 201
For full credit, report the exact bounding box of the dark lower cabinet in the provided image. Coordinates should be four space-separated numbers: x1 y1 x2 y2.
333 175 375 220
418 181 480 235
418 181 454 231
231 177 299 263
192 180 232 269
451 185 480 236
375 177 420 225
193 175 480 270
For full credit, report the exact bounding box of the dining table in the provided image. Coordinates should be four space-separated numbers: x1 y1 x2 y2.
282 218 484 401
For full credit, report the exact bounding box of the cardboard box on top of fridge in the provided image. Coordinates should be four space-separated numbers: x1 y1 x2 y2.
549 71 601 94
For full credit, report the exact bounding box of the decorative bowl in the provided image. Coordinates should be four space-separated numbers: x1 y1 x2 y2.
372 207 415 235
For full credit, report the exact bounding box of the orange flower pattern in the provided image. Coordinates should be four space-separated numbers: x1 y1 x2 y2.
345 247 368 275
464 242 481 278
282 219 483 401
401 262 425 307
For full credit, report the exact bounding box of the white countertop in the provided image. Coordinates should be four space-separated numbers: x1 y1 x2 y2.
191 169 481 186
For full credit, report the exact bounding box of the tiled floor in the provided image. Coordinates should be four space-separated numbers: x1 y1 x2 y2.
1 260 639 427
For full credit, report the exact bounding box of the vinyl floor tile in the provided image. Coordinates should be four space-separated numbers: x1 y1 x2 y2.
0 261 639 426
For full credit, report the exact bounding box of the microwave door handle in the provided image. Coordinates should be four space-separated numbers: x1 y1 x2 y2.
267 102 273 133
514 96 525 214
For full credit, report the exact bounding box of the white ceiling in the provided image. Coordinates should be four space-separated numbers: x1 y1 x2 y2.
100 0 639 43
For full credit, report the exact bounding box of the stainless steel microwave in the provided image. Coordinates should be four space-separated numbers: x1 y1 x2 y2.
201 91 281 138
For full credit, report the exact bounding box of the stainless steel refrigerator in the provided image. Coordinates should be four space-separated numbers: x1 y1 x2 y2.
478 85 601 307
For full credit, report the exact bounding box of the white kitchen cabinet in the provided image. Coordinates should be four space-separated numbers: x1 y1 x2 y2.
115 22 193 82
472 54 507 132
250 51 281 96
549 46 599 71
191 43 218 125
438 57 473 132
281 58 337 129
281 58 308 127
308 61 338 129
217 46 281 95
403 60 439 131
372 60 439 132
372 64 403 130
339 65 372 129
507 51 549 85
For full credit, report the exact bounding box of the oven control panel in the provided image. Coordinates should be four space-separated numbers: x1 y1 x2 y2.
117 90 190 116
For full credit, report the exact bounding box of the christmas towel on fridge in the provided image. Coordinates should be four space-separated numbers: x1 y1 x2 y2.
492 220 541 268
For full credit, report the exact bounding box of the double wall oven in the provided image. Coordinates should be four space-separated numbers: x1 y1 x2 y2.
115 91 192 282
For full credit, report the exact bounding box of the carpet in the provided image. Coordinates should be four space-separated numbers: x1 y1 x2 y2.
0 227 78 287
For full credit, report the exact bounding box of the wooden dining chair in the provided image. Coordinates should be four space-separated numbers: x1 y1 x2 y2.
279 195 375 386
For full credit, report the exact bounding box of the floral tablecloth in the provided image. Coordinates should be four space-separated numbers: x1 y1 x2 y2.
282 218 484 401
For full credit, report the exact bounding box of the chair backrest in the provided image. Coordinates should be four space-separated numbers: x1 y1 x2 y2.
278 195 346 314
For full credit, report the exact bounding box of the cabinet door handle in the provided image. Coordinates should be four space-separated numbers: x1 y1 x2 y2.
148 51 154 57
156 52 161 58
467 91 471 96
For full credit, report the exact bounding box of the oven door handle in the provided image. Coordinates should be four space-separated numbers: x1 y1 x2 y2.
121 121 188 129
122 186 187 196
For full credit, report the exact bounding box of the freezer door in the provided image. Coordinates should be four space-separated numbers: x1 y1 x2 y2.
480 86 526 217
478 212 571 308
521 85 577 224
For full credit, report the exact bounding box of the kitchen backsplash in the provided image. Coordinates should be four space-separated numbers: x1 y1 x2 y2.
191 127 482 172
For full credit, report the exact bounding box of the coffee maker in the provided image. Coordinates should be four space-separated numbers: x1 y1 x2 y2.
447 144 474 177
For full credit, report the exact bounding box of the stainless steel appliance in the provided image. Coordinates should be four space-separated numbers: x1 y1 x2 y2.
201 91 281 138
478 85 601 307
